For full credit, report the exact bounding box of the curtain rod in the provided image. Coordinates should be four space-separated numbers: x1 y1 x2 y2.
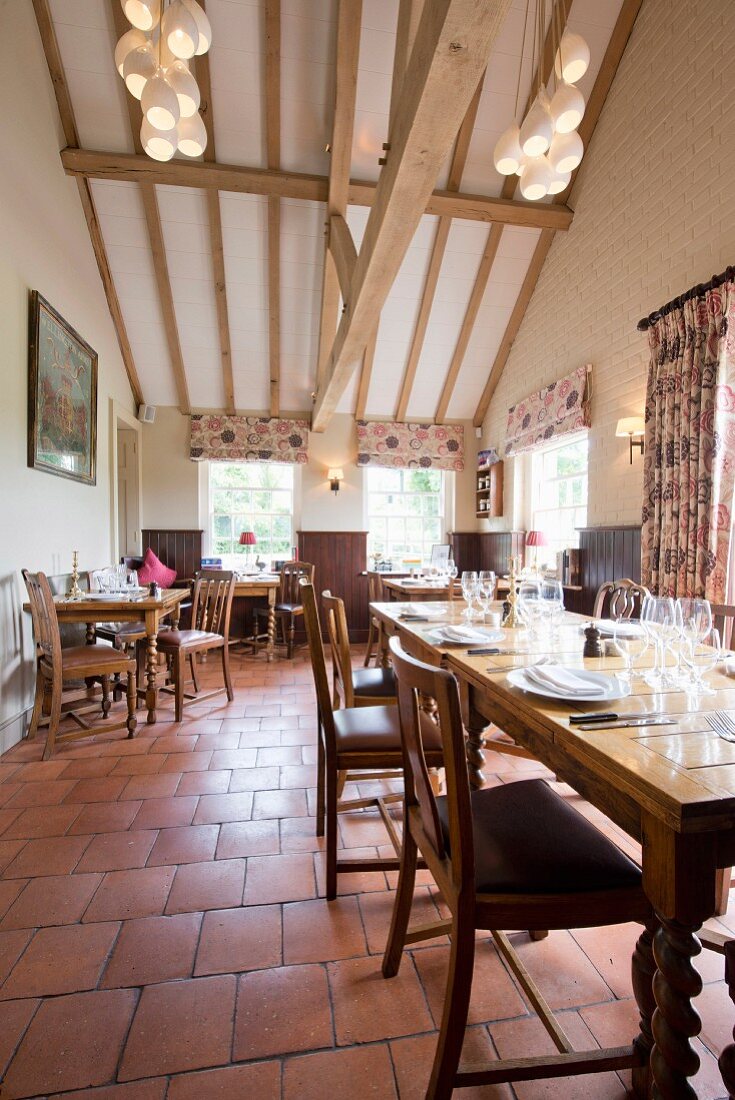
636 265 734 331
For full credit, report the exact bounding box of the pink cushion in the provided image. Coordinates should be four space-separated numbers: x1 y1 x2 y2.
137 548 177 588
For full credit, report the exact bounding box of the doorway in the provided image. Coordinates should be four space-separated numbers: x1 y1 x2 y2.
117 427 140 560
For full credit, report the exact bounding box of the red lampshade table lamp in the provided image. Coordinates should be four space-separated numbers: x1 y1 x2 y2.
239 530 257 572
525 529 548 572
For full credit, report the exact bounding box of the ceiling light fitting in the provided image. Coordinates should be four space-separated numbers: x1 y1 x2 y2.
493 0 589 200
117 0 211 161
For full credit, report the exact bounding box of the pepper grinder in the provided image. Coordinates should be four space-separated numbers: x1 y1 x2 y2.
583 624 603 658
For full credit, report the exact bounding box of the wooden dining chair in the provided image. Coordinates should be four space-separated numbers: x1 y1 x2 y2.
157 570 235 721
301 579 444 899
712 602 735 649
323 589 396 708
365 571 385 667
699 927 735 1096
593 578 650 619
253 560 314 658
23 570 137 759
382 636 655 1099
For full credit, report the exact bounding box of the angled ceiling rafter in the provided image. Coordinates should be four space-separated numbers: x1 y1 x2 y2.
265 0 281 417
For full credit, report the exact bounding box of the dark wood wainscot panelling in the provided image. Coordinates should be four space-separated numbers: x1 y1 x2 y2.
450 531 526 574
298 531 369 642
578 525 642 616
142 529 203 581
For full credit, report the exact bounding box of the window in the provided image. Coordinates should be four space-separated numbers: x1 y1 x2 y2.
209 462 294 566
531 436 588 566
366 467 444 562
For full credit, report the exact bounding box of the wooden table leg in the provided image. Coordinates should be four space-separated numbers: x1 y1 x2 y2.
144 610 159 725
267 590 275 663
632 917 658 1099
171 601 181 629
721 943 735 1099
458 679 486 789
650 915 703 1100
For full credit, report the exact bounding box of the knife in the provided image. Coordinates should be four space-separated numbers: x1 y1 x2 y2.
569 711 668 724
576 717 677 730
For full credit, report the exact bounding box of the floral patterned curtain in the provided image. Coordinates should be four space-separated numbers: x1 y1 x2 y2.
641 277 735 600
504 365 590 457
189 415 309 464
356 420 464 471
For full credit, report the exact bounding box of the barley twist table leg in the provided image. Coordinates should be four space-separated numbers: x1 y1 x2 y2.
720 944 735 1099
650 916 703 1100
145 629 158 725
632 917 658 1098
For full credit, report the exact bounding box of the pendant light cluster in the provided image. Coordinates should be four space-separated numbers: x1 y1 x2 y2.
116 0 211 162
493 0 589 200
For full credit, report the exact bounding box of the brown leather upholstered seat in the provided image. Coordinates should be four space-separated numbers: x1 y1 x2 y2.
52 645 135 673
351 667 396 699
274 602 302 613
437 779 641 895
334 705 441 754
157 629 222 651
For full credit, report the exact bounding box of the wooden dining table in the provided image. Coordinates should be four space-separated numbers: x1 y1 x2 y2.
370 598 735 1100
233 576 279 661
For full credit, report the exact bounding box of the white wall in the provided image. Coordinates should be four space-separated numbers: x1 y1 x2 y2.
0 1 135 749
481 0 735 531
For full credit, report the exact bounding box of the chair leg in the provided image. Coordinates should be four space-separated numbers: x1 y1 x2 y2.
426 917 476 1100
42 675 63 760
175 651 186 722
715 867 731 915
364 618 376 667
27 667 44 740
315 718 325 838
222 643 234 702
189 653 199 694
382 821 418 978
325 760 339 900
288 614 296 659
126 667 137 739
101 676 111 718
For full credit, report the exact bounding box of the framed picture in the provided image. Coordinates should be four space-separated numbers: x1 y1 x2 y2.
28 291 98 485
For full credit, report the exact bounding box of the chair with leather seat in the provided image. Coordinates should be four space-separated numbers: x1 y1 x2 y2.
382 636 656 1099
23 570 137 759
365 571 386 667
156 570 235 722
593 578 650 619
322 589 396 709
301 579 443 900
253 560 314 658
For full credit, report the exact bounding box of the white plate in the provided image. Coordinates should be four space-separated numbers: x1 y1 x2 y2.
82 592 144 601
428 628 504 646
594 619 644 638
507 666 631 702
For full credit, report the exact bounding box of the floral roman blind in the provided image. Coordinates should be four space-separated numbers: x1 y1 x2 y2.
356 420 464 472
504 365 591 457
189 415 309 464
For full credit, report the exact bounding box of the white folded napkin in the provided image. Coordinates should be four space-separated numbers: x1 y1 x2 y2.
437 625 490 644
402 604 442 617
524 664 606 696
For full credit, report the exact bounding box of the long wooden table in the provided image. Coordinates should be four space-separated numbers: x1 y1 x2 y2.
370 599 735 1100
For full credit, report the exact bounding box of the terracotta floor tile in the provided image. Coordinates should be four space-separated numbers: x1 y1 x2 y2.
390 1027 512 1100
101 912 201 988
358 888 443 955
3 803 82 839
14 760 70 782
2 873 102 929
0 999 39 1078
338 810 392 849
3 834 91 878
0 928 33 983
571 923 642 1000
209 748 258 771
0 837 27 873
158 750 213 773
280 764 315 789
131 795 198 830
215 820 280 859
238 729 282 749
7 778 77 808
148 735 199 754
284 896 367 964
195 904 282 976
76 829 159 873
147 824 219 866
56 756 118 779
121 773 182 801
4 988 137 1097
166 857 245 914
49 1082 167 1100
252 787 309 820
329 954 434 1045
283 1044 397 1099
507 930 615 1010
0 806 22 834
228 766 280 792
233 963 332 1059
119 975 236 1080
697 979 733 1058
167 1061 281 1100
0 879 28 921
97 737 153 758
313 847 388 897
1 920 119 999
110 754 166 776
62 776 129 804
176 769 231 796
68 800 144 834
257 745 302 766
83 866 176 922
194 732 241 753
414 938 526 1027
192 791 254 825
280 817 325 853
243 853 316 905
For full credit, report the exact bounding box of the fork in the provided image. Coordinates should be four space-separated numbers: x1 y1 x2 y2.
705 711 735 742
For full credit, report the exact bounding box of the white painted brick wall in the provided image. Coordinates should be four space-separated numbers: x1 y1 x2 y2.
481 0 735 530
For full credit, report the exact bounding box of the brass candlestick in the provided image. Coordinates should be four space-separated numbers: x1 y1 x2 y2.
68 550 83 600
502 554 522 628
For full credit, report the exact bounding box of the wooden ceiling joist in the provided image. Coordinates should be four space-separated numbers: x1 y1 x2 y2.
60 149 573 231
265 0 281 417
472 0 645 428
435 0 572 423
311 0 514 432
31 0 144 408
329 215 357 298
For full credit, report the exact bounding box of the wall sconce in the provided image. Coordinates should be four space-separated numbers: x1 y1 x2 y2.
616 417 645 464
327 468 344 494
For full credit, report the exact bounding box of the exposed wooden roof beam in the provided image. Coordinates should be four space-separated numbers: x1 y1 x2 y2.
354 330 378 420
60 149 573 231
197 2 235 415
31 0 143 408
265 0 281 417
311 0 514 432
472 0 644 427
394 73 483 421
316 0 362 399
328 214 357 298
110 1 190 414
435 0 571 423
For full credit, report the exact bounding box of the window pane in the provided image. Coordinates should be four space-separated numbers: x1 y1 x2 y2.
531 436 588 567
209 462 293 569
367 467 445 562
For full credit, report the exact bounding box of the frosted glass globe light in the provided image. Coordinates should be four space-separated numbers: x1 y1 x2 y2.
550 82 585 134
166 60 200 117
115 28 146 76
519 155 552 201
519 92 553 157
121 0 160 31
177 112 207 157
548 130 583 174
123 42 157 99
141 117 177 161
183 0 212 55
516 153 531 177
547 168 571 195
142 69 180 130
554 31 590 84
493 123 523 175
162 0 199 60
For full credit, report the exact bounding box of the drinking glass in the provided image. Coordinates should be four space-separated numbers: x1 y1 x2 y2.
461 571 478 621
612 618 649 683
675 598 712 644
478 571 496 620
641 595 676 687
540 578 564 638
518 580 543 636
681 628 723 695
127 570 139 591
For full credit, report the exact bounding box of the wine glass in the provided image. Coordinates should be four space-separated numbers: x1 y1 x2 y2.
612 618 649 683
461 571 478 621
641 595 675 687
681 627 723 695
541 578 564 638
518 580 543 636
477 571 496 620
